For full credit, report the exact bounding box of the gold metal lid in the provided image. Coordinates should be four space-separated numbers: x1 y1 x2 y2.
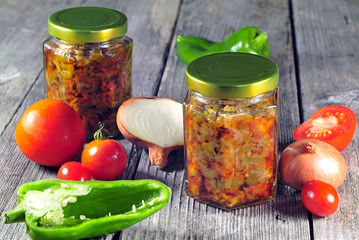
48 7 128 43
186 52 279 98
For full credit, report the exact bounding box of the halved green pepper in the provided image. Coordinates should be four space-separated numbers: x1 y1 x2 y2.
3 179 171 240
176 26 270 65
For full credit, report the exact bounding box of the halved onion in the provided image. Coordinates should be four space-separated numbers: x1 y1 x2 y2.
117 97 184 168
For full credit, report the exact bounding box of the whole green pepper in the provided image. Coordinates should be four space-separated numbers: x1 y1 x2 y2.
3 179 171 240
176 26 270 65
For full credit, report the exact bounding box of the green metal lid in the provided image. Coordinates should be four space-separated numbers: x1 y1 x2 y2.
186 52 279 98
48 7 128 43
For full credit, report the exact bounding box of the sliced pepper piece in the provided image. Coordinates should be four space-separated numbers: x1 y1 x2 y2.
176 26 270 65
3 179 171 240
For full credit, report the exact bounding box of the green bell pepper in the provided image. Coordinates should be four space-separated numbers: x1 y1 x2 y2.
176 26 270 65
3 179 171 240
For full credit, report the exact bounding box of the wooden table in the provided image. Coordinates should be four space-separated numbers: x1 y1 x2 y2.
1 0 358 239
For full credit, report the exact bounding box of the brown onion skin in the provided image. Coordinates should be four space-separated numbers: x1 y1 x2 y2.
116 97 183 169
279 139 346 190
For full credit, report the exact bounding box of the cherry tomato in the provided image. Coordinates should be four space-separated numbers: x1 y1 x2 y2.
15 99 86 166
301 180 339 217
293 105 356 151
81 139 127 181
58 161 92 181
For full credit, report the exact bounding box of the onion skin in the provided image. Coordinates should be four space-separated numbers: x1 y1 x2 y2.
117 97 183 169
279 139 346 190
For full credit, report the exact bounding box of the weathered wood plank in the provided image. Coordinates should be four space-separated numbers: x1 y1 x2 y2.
0 1 121 238
130 0 310 239
0 0 118 135
293 0 359 239
0 0 181 239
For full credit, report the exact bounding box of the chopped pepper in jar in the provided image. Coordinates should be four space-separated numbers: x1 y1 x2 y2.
44 7 133 137
183 52 279 209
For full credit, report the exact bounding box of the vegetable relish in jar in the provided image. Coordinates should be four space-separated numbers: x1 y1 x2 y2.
183 53 279 210
44 7 132 137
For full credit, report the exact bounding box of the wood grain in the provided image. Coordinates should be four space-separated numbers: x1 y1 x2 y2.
0 0 118 136
0 0 181 239
1 0 358 239
293 0 359 239
128 0 310 239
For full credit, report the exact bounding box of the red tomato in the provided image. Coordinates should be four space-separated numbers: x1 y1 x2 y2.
58 161 92 181
293 105 357 151
301 180 339 217
15 99 86 166
81 139 127 181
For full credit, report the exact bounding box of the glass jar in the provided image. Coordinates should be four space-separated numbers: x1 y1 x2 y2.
183 52 279 210
44 7 132 137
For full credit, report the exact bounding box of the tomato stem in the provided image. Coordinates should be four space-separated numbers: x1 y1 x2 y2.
94 122 112 140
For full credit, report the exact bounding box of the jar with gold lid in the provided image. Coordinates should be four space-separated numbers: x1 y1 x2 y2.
183 52 279 210
44 7 132 137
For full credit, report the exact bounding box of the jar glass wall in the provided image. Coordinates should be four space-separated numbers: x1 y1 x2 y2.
44 36 132 137
184 88 278 210
44 7 133 138
183 52 279 210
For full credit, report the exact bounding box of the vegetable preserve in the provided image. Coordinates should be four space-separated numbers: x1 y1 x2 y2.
44 7 132 137
183 52 279 210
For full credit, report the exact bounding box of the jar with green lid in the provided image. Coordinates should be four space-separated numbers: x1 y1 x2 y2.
183 52 279 210
43 7 132 138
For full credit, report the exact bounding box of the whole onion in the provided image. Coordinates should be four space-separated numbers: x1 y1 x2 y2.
279 139 346 190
